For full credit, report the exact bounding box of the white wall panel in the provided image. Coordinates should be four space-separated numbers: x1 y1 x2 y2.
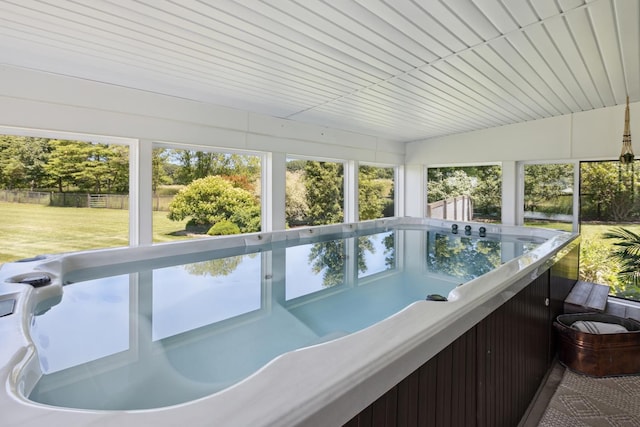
571 102 640 159
406 115 571 165
406 100 639 166
0 66 401 162
0 65 251 132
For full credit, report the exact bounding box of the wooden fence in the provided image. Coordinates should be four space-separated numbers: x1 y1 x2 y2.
426 195 473 221
0 190 51 205
0 190 174 211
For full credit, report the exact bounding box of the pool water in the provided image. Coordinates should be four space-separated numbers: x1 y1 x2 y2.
28 227 541 410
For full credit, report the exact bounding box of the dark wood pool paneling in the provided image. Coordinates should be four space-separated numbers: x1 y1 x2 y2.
344 245 579 427
549 243 581 358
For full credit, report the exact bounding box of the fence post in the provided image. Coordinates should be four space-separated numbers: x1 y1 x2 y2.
454 196 458 220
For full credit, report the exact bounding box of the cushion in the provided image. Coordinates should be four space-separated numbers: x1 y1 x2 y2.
571 320 628 334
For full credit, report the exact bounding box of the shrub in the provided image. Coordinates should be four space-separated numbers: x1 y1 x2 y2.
579 238 620 286
207 220 241 236
167 175 260 233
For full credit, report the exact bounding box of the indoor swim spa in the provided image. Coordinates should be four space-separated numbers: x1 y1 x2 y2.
0 217 579 426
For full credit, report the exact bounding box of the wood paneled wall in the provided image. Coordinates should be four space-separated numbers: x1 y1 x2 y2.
345 244 579 427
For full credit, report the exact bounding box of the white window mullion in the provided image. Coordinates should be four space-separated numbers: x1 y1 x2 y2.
131 140 153 246
344 160 358 223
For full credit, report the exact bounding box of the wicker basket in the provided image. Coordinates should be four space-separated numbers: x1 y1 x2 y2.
555 313 640 377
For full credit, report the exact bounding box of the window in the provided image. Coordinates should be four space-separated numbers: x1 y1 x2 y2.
426 165 501 223
285 158 344 226
151 146 261 241
579 160 640 300
0 134 130 263
358 164 395 220
523 163 574 231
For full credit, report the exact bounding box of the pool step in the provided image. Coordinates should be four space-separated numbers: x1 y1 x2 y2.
564 281 610 314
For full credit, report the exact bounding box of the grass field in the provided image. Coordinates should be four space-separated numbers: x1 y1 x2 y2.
0 202 190 264
1 201 638 296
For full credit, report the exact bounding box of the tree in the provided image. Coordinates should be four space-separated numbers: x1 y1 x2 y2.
100 144 129 193
173 149 195 184
43 140 86 192
285 170 309 226
0 135 50 190
71 142 128 193
171 149 260 184
471 165 501 216
580 162 630 220
304 161 343 225
42 140 129 193
167 175 260 233
152 148 173 194
286 159 308 172
524 164 572 212
427 168 473 203
358 166 389 220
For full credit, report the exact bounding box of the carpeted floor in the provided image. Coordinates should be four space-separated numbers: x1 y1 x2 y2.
538 369 640 426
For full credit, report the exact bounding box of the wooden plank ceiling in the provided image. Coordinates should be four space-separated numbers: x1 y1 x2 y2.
0 0 638 142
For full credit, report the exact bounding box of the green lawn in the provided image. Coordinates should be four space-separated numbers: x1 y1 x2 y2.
579 222 640 240
524 220 573 231
1 201 638 298
0 202 190 264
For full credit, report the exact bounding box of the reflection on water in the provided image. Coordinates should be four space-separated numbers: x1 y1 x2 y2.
426 232 541 280
182 255 242 277
153 253 262 341
27 227 543 410
427 233 502 280
286 231 396 299
304 233 396 288
358 231 395 278
308 239 346 287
